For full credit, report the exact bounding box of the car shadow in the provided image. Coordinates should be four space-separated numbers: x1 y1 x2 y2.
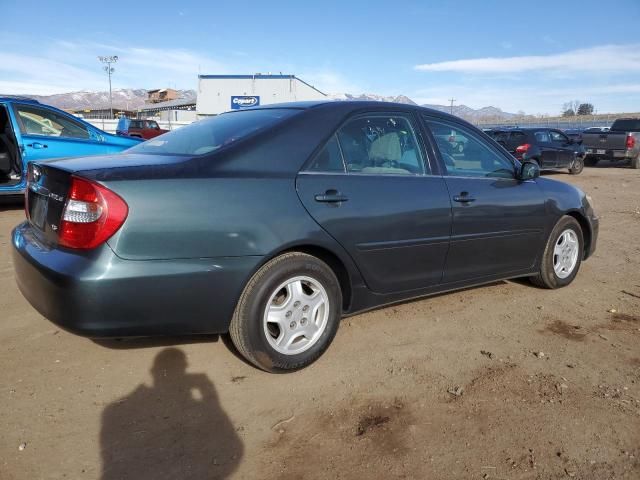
100 347 244 480
0 200 24 211
93 334 258 369
590 160 634 169
92 334 220 350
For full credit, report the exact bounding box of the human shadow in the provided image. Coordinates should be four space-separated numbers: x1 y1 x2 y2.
100 348 243 480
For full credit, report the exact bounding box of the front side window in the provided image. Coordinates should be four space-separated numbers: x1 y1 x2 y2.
550 131 568 143
16 105 90 139
127 108 300 156
534 131 551 143
336 114 426 175
425 118 515 178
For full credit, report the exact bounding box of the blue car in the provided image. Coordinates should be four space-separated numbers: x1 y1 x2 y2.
0 96 141 197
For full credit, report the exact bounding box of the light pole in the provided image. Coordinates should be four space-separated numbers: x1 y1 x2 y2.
98 55 118 119
448 98 456 115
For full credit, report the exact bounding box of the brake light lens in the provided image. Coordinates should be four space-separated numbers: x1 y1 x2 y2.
626 134 635 150
59 176 128 249
515 143 531 153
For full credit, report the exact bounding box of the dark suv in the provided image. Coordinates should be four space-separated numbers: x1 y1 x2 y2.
494 128 585 174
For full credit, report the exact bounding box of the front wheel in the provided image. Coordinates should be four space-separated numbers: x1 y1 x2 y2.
530 216 584 289
569 156 584 175
229 252 342 372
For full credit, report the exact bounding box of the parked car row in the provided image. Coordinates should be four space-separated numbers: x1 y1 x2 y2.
483 119 640 169
491 128 585 174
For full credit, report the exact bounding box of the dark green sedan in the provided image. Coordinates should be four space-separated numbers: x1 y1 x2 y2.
12 101 599 372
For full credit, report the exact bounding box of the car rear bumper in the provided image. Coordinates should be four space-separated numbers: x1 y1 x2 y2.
584 148 635 159
12 222 261 337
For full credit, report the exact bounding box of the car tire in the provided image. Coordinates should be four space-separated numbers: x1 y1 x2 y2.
584 156 599 167
569 156 584 175
530 216 583 289
229 252 342 372
631 155 640 169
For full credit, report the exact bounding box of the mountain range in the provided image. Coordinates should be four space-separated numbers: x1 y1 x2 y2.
4 88 517 120
12 89 197 111
329 93 517 119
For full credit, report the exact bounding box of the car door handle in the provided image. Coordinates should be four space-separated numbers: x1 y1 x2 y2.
453 193 476 203
27 142 48 149
314 190 348 203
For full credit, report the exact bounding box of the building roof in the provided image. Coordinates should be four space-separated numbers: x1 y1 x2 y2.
198 74 326 96
138 97 196 113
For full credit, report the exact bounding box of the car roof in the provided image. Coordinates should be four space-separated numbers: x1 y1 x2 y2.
0 95 40 104
240 99 471 124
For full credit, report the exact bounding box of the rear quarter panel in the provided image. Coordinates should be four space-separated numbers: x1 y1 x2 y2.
106 176 329 260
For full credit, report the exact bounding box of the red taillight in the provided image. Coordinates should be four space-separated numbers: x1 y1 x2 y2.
515 143 531 154
58 176 128 249
626 134 635 150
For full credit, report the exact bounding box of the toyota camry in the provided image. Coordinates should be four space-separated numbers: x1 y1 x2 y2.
12 101 599 372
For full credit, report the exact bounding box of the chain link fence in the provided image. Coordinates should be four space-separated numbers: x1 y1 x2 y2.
473 113 640 130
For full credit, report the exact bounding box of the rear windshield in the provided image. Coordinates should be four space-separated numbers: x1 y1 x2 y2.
127 108 300 156
611 119 640 132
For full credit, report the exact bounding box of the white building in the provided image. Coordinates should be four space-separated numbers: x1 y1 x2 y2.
196 74 327 116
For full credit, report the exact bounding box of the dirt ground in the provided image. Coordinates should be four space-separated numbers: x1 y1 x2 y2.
1 164 639 480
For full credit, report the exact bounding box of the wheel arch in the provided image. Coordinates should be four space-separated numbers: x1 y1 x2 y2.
259 244 353 313
565 210 592 258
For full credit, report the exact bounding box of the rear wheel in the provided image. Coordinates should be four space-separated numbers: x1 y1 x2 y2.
631 155 640 169
569 156 584 175
530 216 583 289
229 252 342 372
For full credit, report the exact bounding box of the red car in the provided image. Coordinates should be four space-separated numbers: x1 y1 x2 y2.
125 119 168 139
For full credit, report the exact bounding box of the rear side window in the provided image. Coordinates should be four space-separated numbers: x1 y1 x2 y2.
425 118 514 178
128 109 300 156
307 135 345 172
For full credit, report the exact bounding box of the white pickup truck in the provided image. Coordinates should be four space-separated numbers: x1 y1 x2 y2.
582 118 640 169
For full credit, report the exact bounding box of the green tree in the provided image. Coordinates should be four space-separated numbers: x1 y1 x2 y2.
562 108 575 117
577 103 594 115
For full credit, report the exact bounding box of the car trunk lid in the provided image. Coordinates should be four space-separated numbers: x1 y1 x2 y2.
26 163 73 244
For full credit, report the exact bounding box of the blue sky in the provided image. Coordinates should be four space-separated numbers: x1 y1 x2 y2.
1 0 639 114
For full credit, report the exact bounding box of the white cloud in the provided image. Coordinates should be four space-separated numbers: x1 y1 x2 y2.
0 40 228 95
414 44 640 73
412 82 640 114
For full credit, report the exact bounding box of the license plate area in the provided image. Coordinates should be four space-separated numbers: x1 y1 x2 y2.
29 192 49 230
596 149 606 155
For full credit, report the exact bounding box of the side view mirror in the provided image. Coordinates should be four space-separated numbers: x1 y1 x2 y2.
519 161 540 180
